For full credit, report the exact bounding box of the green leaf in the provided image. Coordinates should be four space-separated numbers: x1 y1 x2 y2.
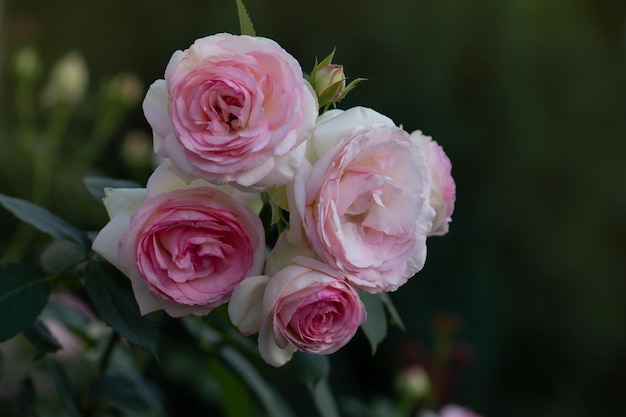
23 319 61 356
284 351 330 390
83 176 142 204
310 379 341 417
235 0 256 36
84 260 158 356
0 193 90 249
317 49 336 69
378 292 406 331
208 358 253 417
40 240 85 274
359 291 387 355
335 77 367 102
46 357 82 417
91 366 163 414
219 346 296 417
0 264 51 342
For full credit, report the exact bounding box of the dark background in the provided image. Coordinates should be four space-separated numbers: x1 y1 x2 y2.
2 0 625 416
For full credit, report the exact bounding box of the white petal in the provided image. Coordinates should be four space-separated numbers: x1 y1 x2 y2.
264 230 314 277
228 275 270 334
309 107 395 163
142 79 172 141
258 317 296 367
253 140 306 188
127 269 164 316
91 215 130 267
102 188 147 218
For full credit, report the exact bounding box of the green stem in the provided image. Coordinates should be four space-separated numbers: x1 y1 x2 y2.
74 104 123 166
310 379 341 417
98 332 118 374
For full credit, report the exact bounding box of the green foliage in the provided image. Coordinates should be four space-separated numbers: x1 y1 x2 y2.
284 352 330 391
220 346 296 417
0 193 90 249
91 366 164 415
359 291 388 355
23 320 62 356
235 0 256 36
45 358 83 417
207 357 254 417
0 264 51 341
83 176 143 204
84 260 158 356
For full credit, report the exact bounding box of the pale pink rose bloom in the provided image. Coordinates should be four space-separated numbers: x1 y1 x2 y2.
92 163 265 317
229 257 367 367
142 33 318 189
411 131 456 236
290 107 435 293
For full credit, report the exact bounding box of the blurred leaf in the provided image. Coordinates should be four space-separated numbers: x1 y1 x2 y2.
46 357 82 417
208 358 253 417
182 315 222 346
23 319 61 356
91 366 163 414
360 292 387 355
235 0 256 36
284 351 330 390
0 264 51 342
219 346 296 417
0 193 90 249
378 292 406 331
84 260 158 356
82 176 142 204
310 379 341 417
16 378 36 413
40 240 85 274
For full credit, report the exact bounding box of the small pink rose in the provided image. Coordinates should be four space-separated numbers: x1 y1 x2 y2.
92 164 265 317
411 131 456 236
143 33 317 189
291 107 435 293
229 257 367 366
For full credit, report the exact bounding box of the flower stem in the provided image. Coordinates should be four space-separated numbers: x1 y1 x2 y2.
310 379 341 417
98 332 118 374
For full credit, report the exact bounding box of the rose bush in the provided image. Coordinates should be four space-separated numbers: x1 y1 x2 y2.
92 162 265 317
282 107 436 293
229 256 367 367
142 33 318 189
411 131 456 236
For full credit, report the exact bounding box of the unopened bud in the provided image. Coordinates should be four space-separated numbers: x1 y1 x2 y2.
14 47 42 82
313 64 346 102
395 365 431 401
41 52 89 107
105 73 143 108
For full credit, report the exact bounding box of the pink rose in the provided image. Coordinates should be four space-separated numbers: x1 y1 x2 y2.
289 107 435 293
411 131 456 236
142 33 318 189
92 162 265 317
228 257 367 367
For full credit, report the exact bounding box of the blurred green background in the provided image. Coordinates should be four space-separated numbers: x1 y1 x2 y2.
1 0 625 416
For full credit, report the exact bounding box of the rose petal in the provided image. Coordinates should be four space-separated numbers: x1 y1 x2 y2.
258 315 296 367
228 275 270 334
